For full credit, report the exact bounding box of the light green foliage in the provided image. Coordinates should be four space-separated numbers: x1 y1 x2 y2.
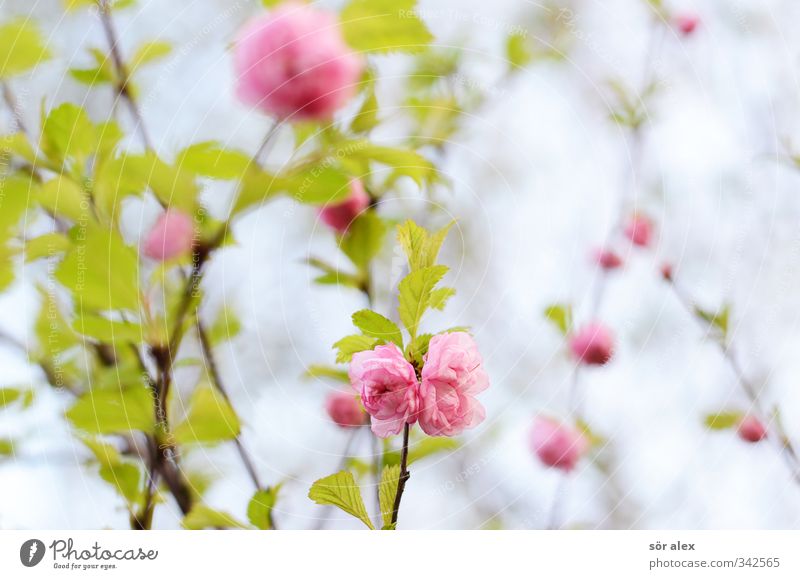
351 85 379 134
396 219 452 271
304 364 350 383
429 287 455 311
173 385 241 445
66 386 156 434
333 334 379 363
378 464 400 529
694 304 730 341
340 211 387 271
404 332 431 366
182 505 250 530
72 313 144 344
398 265 448 339
506 32 532 69
176 142 253 180
308 471 374 529
82 437 144 509
207 306 242 346
247 485 281 530
352 309 403 348
129 40 172 72
36 176 90 223
341 0 433 54
40 103 98 167
544 303 572 336
704 411 743 430
69 48 115 86
0 19 52 78
307 257 363 289
384 436 459 466
0 174 34 288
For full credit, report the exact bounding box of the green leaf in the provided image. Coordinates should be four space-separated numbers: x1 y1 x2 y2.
176 142 253 180
506 32 531 69
345 143 436 188
40 103 97 164
34 288 78 360
352 309 403 348
182 505 250 530
351 87 379 134
36 176 90 223
378 464 400 529
384 436 459 466
396 220 452 271
704 411 743 430
66 386 156 434
55 226 141 312
544 303 572 336
173 385 241 445
695 304 730 339
62 0 97 10
25 233 70 262
398 265 448 339
72 313 144 344
340 0 433 54
0 388 23 408
304 364 350 383
333 334 379 363
247 486 281 530
340 211 387 270
0 19 52 78
308 471 374 529
429 287 455 311
404 332 431 366
130 40 172 71
207 306 242 346
1 133 37 164
288 164 352 204
0 175 33 233
0 438 15 456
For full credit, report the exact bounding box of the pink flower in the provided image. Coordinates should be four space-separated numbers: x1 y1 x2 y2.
593 248 623 271
529 417 588 472
325 391 367 428
142 210 195 261
624 215 654 248
570 323 614 366
318 180 370 233
737 415 767 443
418 332 489 437
674 13 700 36
349 344 419 438
234 4 364 121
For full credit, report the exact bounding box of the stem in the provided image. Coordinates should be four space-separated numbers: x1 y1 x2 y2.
666 279 800 486
390 423 411 526
196 317 264 491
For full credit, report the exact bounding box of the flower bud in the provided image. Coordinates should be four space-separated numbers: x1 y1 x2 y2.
325 391 367 428
593 248 623 271
674 13 700 36
529 417 588 472
737 415 767 443
142 210 195 261
318 180 370 233
624 214 654 248
569 323 614 366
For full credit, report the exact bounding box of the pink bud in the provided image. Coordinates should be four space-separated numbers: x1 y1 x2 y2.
660 262 673 282
234 4 364 121
142 210 195 261
318 180 370 233
325 391 367 428
737 415 767 443
593 248 623 271
623 215 654 248
529 417 588 472
570 323 614 366
674 13 700 36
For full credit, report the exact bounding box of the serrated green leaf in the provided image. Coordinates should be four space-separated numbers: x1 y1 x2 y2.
308 470 374 529
66 386 155 434
341 0 433 54
378 464 400 529
396 219 452 271
173 385 241 445
404 332 431 366
40 103 97 164
340 211 387 270
247 486 281 530
182 504 250 530
352 309 403 348
0 19 52 78
704 411 743 430
429 287 455 311
333 334 379 363
398 265 448 339
544 303 572 336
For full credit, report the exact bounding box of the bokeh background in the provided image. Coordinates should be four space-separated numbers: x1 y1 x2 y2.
3 0 800 529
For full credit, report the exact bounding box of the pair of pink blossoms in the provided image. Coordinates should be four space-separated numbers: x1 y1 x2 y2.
349 333 489 438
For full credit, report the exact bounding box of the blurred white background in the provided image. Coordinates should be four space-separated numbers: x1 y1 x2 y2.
3 0 800 529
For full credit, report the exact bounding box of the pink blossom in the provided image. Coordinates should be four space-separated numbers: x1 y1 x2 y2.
593 248 623 271
142 210 195 261
234 4 364 121
418 332 489 437
737 415 767 443
318 180 370 233
623 215 654 248
569 323 614 366
349 344 419 438
674 13 700 36
529 417 588 472
325 391 367 428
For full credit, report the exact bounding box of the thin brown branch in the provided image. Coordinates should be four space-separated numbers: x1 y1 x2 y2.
390 423 411 526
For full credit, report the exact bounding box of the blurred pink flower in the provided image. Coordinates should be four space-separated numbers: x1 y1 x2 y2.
529 417 588 472
142 210 195 261
593 248 623 271
675 13 700 36
318 180 370 233
418 332 489 436
349 344 419 438
737 415 767 443
623 214 654 247
234 4 363 120
570 323 614 366
660 261 674 282
325 391 367 428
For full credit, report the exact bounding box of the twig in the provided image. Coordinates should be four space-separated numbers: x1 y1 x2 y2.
390 423 411 526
